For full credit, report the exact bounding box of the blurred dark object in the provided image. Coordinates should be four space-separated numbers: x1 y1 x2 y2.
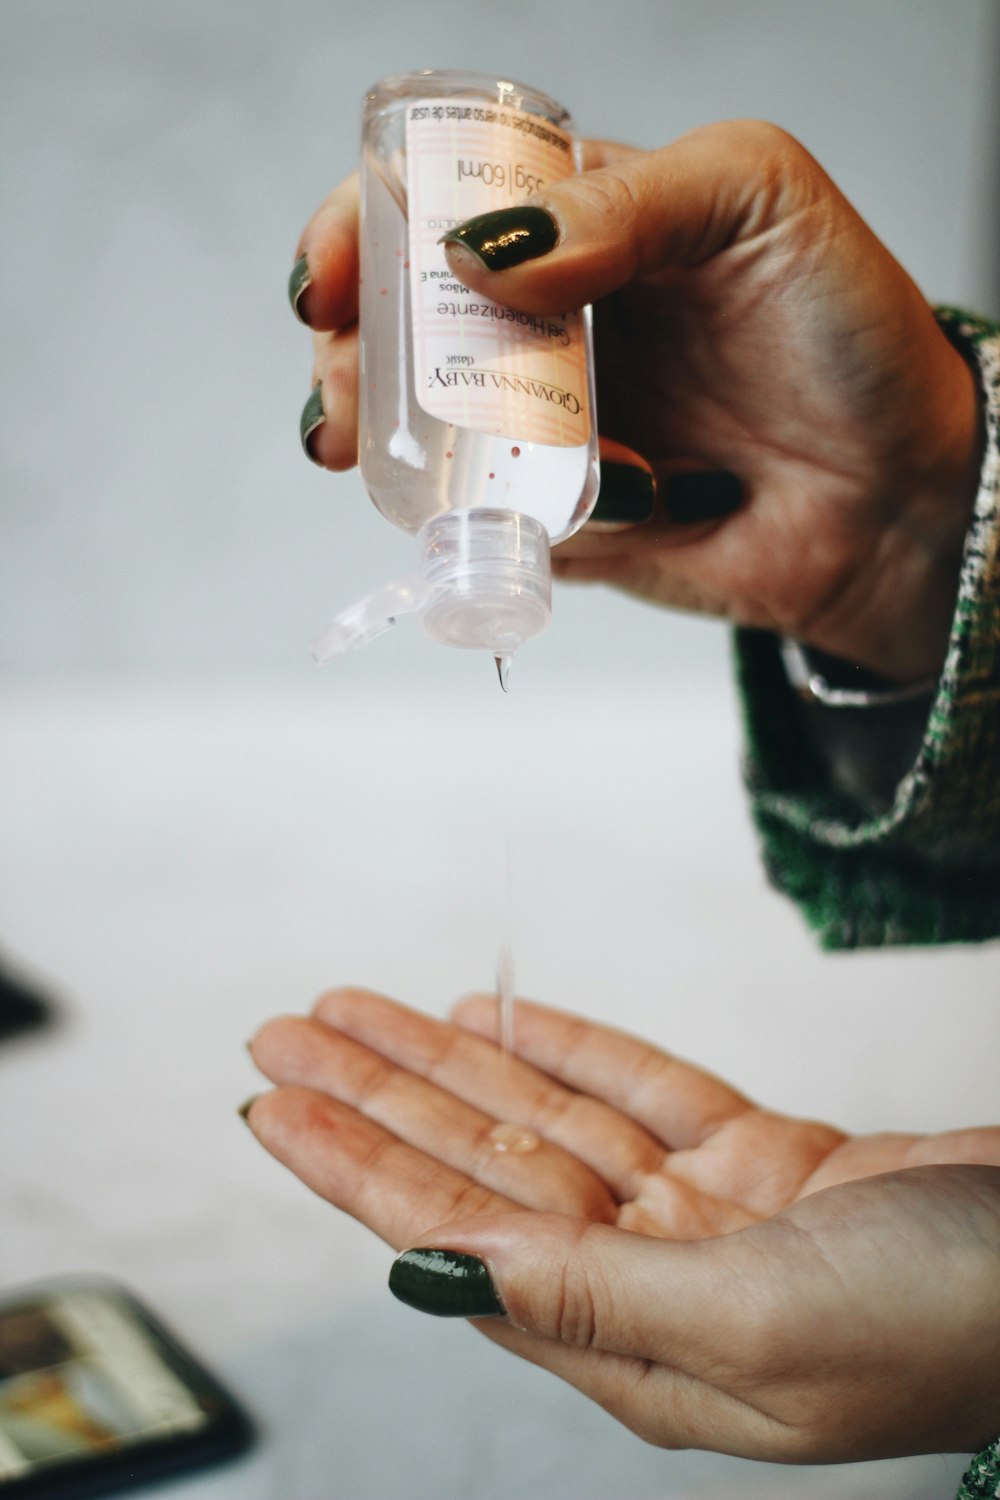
0 957 55 1041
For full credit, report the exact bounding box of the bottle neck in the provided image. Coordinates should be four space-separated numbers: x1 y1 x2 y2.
417 510 551 653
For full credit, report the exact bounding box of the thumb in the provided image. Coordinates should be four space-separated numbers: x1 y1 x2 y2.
442 119 821 315
389 1211 734 1363
388 1213 803 1456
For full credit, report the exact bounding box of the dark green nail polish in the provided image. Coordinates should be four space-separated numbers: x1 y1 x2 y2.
300 385 325 460
237 1094 260 1124
389 1249 504 1318
590 462 655 524
288 255 312 320
664 470 743 523
442 207 559 272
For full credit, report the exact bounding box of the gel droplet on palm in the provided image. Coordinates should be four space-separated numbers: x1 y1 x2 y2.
488 1122 541 1153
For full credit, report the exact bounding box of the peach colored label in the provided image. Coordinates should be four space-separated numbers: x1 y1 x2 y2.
406 98 590 447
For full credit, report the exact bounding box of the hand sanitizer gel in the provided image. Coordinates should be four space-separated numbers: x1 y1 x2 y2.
312 70 600 667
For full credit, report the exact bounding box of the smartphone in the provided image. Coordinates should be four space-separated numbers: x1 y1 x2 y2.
0 1277 253 1497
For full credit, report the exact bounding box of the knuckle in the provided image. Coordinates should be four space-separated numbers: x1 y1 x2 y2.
321 340 359 399
446 1179 498 1223
530 1081 580 1136
567 166 641 226
737 118 804 159
552 1257 598 1347
560 168 644 277
687 117 810 176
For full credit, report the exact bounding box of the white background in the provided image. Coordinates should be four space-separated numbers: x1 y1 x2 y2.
1 3 998 1497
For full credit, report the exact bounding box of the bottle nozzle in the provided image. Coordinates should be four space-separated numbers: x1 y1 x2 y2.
310 509 551 664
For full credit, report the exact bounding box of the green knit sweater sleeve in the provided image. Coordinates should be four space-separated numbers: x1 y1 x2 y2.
957 1436 1000 1500
735 310 1000 950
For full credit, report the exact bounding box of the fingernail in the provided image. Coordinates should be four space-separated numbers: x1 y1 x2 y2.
288 254 312 321
590 462 655 524
237 1094 260 1125
441 207 559 272
663 470 743 523
389 1249 504 1318
300 384 325 461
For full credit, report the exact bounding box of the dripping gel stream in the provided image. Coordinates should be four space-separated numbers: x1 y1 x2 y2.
490 697 541 1155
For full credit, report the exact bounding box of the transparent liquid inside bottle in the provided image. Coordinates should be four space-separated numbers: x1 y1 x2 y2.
359 77 599 545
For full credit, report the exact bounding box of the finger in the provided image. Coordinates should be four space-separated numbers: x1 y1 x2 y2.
300 324 359 470
596 436 650 470
243 1085 522 1250
441 120 818 315
585 437 656 530
391 1210 786 1457
308 988 667 1201
451 995 752 1150
290 173 360 331
579 138 647 173
555 473 743 562
548 513 740 617
287 144 633 330
249 1015 615 1220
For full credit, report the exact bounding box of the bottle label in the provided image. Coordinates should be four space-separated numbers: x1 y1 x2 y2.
405 97 591 447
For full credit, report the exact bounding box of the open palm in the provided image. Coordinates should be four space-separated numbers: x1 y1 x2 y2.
246 989 1000 1462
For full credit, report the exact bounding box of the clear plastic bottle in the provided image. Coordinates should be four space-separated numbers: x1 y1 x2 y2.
312 69 600 664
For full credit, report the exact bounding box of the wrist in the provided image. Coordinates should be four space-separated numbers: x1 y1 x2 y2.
779 639 934 814
780 640 938 707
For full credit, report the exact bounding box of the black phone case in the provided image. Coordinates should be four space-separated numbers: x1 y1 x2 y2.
0 1277 254 1499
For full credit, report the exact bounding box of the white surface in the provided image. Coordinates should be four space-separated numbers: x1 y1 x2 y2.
1 669 997 1498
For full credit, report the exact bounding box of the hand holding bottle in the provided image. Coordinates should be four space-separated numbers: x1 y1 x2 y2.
293 120 982 682
245 989 1000 1462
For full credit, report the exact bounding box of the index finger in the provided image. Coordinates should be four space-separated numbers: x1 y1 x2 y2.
290 172 359 331
244 1084 524 1252
451 996 753 1151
